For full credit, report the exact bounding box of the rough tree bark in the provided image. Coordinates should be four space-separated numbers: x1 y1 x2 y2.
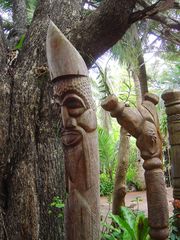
133 71 146 190
0 1 137 239
71 0 137 66
0 0 173 239
131 23 148 190
0 15 9 240
10 0 27 47
2 1 83 239
112 127 130 214
100 109 112 133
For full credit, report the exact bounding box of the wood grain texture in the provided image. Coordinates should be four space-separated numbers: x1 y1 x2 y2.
162 89 180 228
102 93 169 240
47 23 100 240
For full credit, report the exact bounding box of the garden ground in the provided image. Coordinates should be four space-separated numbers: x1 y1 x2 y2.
100 187 173 221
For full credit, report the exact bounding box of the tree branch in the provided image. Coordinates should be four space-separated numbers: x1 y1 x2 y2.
157 29 180 45
70 0 137 67
16 0 83 68
16 0 137 69
130 0 175 24
150 14 180 31
12 0 27 34
136 0 180 30
174 1 180 9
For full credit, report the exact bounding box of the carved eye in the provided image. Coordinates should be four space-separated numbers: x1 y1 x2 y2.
63 95 86 117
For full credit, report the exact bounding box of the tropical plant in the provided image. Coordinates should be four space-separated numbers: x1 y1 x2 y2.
0 0 37 26
101 207 150 240
100 172 114 196
126 138 141 190
98 127 118 181
26 0 37 22
168 210 180 240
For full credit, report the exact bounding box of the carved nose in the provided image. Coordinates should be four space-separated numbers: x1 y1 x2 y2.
61 107 76 128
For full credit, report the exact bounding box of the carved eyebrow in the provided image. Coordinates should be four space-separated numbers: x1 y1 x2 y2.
62 93 86 108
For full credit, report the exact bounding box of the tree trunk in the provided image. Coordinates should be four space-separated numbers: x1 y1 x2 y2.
0 15 9 240
2 1 82 239
9 0 27 48
132 71 146 190
131 23 148 190
100 108 112 133
112 127 130 215
0 1 138 239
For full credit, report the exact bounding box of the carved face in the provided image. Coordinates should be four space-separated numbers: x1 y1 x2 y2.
60 93 97 148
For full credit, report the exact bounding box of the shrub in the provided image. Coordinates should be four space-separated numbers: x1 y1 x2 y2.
98 127 118 181
169 209 180 240
101 207 150 240
126 139 139 190
100 173 114 196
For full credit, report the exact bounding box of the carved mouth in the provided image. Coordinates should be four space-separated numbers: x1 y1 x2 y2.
61 130 82 147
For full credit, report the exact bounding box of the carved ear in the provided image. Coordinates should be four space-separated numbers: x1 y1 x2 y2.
46 20 88 80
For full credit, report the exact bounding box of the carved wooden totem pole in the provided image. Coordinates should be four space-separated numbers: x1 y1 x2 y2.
162 89 180 229
102 93 169 240
46 21 100 240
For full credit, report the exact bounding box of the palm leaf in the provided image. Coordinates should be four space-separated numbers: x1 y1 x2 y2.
109 213 136 239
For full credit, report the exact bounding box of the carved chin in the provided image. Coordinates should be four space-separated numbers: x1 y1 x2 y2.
62 130 82 147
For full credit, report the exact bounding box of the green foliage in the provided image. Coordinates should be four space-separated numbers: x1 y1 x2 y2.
101 207 150 240
48 196 65 219
126 139 140 190
98 127 118 180
169 210 180 240
100 173 114 196
111 24 141 75
99 129 141 194
0 0 12 11
15 34 25 50
159 111 168 139
126 165 137 186
147 52 180 91
95 57 113 100
26 0 37 23
0 0 37 24
98 127 119 196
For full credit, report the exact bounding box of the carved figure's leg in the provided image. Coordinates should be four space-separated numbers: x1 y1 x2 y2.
143 158 169 239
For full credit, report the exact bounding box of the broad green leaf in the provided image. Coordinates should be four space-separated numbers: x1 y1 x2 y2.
110 213 136 239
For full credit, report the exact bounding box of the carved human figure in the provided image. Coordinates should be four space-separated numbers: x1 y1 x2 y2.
46 22 100 240
102 93 169 240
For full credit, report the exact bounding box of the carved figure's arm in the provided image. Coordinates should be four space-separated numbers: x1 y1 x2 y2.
101 95 143 138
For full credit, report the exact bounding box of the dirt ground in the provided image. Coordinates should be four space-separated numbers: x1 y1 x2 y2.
100 187 173 220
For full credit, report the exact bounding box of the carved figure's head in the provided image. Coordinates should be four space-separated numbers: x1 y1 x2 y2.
54 78 97 147
46 21 96 148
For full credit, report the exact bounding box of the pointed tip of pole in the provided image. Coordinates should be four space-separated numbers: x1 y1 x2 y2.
46 20 88 80
47 20 63 41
